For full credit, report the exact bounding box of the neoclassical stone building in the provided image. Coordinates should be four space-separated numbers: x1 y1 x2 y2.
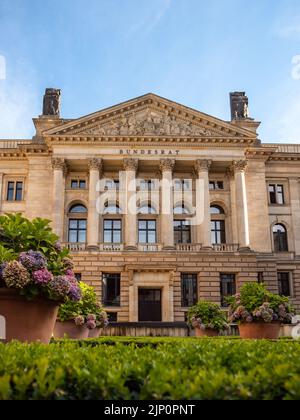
1 90 300 325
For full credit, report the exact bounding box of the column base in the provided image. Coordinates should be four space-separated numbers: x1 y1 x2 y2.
163 246 176 251
87 245 99 251
238 246 252 253
124 245 138 251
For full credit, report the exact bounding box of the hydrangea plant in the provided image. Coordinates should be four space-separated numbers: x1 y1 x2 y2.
187 301 229 332
58 282 108 330
227 283 295 325
0 214 81 303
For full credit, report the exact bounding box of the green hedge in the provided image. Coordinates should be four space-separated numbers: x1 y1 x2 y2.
0 338 300 400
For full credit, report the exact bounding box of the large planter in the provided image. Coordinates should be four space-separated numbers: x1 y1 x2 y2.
239 322 281 340
0 288 58 344
195 326 219 337
53 321 89 340
88 327 101 338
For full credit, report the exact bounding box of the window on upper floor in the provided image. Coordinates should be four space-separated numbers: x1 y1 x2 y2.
278 272 292 297
268 184 285 205
6 181 23 201
210 205 226 245
174 179 191 192
174 220 191 244
71 179 86 189
103 220 122 244
138 220 157 244
139 180 155 191
209 181 224 191
273 224 288 252
105 180 120 191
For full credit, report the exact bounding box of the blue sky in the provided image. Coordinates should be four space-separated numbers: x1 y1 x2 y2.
1 0 300 142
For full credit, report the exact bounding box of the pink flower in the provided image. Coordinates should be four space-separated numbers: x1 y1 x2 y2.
32 268 53 285
86 320 96 330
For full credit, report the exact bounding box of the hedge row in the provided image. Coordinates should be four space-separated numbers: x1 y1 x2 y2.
0 338 300 400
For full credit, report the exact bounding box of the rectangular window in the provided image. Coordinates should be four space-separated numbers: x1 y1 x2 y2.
140 180 155 191
269 184 284 205
71 180 86 189
138 220 156 244
174 220 191 244
181 274 198 307
68 219 87 243
209 181 224 190
220 274 236 307
103 219 122 243
278 272 292 297
102 273 121 307
6 181 23 201
107 312 118 322
257 272 264 284
105 180 120 191
211 220 226 244
174 180 191 191
74 273 82 282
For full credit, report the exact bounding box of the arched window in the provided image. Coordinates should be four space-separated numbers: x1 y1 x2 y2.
273 224 288 252
103 203 121 214
68 204 87 243
211 205 226 245
210 205 224 215
174 204 190 215
69 204 87 213
138 204 156 215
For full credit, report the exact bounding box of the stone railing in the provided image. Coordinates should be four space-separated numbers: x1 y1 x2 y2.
212 244 239 252
176 244 202 252
264 144 300 154
63 243 87 252
99 243 124 252
0 140 33 149
137 244 163 252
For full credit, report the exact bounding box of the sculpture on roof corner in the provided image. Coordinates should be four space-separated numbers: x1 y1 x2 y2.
43 88 61 117
230 92 250 121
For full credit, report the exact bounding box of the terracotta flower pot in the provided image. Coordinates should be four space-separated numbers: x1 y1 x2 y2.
88 327 101 338
53 321 89 340
0 288 59 344
239 322 281 340
195 326 219 337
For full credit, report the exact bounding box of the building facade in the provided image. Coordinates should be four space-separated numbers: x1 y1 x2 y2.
1 90 300 324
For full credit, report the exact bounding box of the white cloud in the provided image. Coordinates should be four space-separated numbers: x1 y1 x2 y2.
129 0 172 35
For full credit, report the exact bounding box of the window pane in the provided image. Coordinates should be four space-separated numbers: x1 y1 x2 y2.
278 273 291 297
181 274 197 307
139 221 147 230
70 205 87 213
104 220 112 229
103 274 121 307
217 181 224 190
79 180 86 189
78 220 87 229
277 185 284 205
113 220 121 229
15 182 23 201
104 231 112 243
69 220 78 229
7 182 15 201
148 231 156 244
71 180 78 189
78 231 87 243
220 274 236 307
148 221 156 230
139 231 147 243
113 231 121 243
69 231 78 243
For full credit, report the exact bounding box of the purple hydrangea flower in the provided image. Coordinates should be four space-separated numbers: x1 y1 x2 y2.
0 262 8 282
49 276 71 300
54 241 63 252
32 268 53 285
3 261 31 289
63 257 74 271
19 250 47 271
69 283 82 302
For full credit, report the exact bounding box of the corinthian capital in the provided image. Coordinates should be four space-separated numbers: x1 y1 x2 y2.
194 159 212 173
231 160 248 173
123 158 138 172
160 159 175 173
88 158 103 173
52 158 68 175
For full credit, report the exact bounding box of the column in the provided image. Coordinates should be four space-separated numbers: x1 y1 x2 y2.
232 160 250 251
194 160 212 249
0 173 3 213
289 178 300 255
52 158 67 239
123 158 138 250
160 159 175 250
87 158 103 251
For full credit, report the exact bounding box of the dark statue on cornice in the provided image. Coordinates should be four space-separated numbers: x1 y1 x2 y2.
43 88 61 117
230 92 250 121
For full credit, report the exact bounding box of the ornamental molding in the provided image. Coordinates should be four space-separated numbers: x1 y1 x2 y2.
123 158 139 172
43 94 257 142
230 160 248 173
88 158 103 172
159 158 175 173
194 159 212 173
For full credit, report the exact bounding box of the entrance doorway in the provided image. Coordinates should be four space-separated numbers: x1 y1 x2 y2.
138 289 162 322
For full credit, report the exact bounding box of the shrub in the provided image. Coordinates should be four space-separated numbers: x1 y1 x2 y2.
58 282 108 329
0 214 80 303
227 283 295 324
0 339 300 400
187 301 229 332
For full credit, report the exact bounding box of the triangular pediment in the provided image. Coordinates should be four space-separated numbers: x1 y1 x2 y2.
44 93 256 140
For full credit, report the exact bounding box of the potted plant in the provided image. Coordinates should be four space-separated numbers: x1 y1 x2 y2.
187 301 229 337
0 214 81 344
227 282 295 340
54 282 108 339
